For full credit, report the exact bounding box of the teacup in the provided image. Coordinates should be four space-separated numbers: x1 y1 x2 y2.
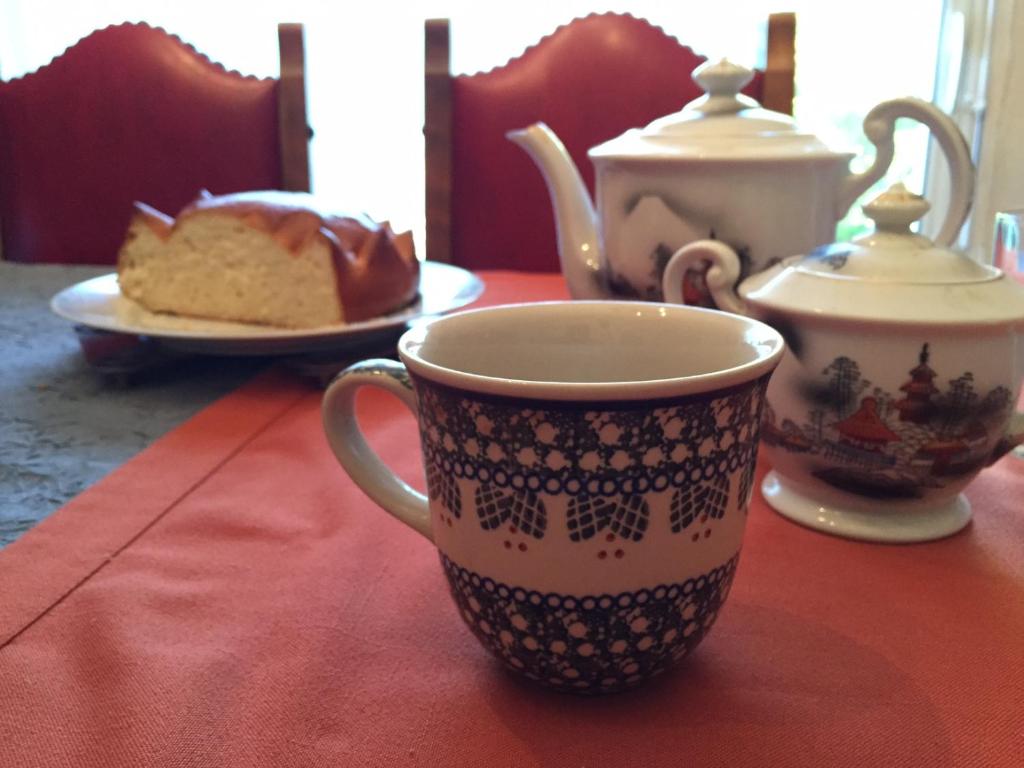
322 301 784 693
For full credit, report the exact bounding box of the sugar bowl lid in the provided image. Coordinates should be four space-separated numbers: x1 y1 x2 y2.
740 184 1024 325
589 59 842 161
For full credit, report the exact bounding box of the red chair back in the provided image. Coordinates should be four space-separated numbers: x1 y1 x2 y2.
0 23 288 264
445 14 768 272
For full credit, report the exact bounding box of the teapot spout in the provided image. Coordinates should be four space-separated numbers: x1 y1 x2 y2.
507 122 606 299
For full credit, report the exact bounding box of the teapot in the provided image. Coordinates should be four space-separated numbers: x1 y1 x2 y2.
509 59 973 303
668 183 1024 543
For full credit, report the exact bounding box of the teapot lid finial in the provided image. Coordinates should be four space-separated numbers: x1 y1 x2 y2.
862 183 931 234
693 59 754 97
690 59 760 115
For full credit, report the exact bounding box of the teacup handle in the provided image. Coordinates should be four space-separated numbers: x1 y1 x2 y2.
837 97 975 246
662 239 747 313
322 359 433 542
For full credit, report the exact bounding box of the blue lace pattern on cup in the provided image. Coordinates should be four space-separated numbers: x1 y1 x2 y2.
442 552 738 692
418 377 768 542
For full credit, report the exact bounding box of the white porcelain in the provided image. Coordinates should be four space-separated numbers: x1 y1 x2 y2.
322 301 784 692
49 263 484 355
671 184 1024 543
508 58 974 305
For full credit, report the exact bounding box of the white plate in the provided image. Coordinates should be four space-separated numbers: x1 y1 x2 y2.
50 262 485 355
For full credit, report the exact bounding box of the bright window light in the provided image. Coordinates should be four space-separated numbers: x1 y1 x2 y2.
0 0 945 255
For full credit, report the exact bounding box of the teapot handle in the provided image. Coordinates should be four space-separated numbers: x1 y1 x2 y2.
837 97 975 247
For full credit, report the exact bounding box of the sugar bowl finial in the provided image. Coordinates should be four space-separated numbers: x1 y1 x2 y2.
862 182 931 233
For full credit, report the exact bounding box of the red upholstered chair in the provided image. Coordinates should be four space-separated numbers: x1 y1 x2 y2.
0 22 311 264
424 12 796 271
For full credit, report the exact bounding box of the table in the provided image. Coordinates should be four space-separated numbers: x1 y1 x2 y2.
1 270 1021 767
0 263 267 548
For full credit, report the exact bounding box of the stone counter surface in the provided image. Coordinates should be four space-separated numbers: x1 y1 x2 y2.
0 263 265 547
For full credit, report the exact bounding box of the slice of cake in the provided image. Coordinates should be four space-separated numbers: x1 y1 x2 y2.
117 191 420 328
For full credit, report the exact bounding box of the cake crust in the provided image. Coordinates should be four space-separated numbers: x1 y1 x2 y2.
118 191 420 328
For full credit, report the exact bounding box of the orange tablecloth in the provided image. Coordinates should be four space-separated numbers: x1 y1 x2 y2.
1 271 1022 767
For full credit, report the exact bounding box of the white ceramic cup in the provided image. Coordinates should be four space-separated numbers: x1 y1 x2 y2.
322 301 784 693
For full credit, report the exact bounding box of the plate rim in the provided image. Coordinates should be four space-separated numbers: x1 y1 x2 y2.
49 261 484 344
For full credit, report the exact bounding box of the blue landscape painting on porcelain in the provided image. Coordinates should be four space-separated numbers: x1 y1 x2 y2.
605 192 760 305
801 242 854 271
764 343 1013 499
607 230 755 307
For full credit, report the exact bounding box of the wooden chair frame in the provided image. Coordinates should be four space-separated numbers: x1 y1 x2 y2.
277 22 312 193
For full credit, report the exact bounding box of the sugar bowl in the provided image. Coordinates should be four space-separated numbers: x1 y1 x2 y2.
666 184 1024 542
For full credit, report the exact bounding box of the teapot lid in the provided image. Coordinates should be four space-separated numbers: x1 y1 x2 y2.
589 59 843 161
740 183 1024 325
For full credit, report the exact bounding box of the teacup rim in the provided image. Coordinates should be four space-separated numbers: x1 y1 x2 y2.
397 300 785 401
